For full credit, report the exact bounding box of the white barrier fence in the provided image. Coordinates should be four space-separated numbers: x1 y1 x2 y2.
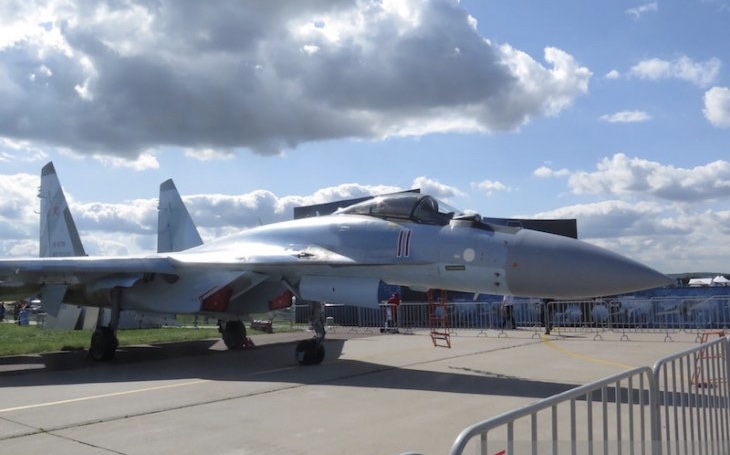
446 337 730 455
450 367 656 455
653 336 730 455
286 297 730 339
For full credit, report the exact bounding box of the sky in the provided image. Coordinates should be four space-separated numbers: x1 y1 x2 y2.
0 0 729 275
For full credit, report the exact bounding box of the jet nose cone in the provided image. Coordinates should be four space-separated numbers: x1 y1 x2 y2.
505 229 671 299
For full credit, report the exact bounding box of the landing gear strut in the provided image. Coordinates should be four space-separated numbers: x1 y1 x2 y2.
296 301 326 365
89 289 121 361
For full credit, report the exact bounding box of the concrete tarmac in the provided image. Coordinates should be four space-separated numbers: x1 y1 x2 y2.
0 327 709 455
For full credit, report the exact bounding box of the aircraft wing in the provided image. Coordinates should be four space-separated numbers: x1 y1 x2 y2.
0 242 366 294
0 256 177 290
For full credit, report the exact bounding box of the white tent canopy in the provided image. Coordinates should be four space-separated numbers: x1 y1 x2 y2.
688 276 730 286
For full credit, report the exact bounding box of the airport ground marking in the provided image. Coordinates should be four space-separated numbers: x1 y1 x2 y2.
540 334 635 370
0 363 302 415
0 380 211 414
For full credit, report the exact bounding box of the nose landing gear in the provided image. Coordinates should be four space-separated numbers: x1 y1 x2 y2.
296 301 326 365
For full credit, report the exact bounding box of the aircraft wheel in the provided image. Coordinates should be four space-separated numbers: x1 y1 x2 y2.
89 327 118 361
222 320 246 349
296 339 325 366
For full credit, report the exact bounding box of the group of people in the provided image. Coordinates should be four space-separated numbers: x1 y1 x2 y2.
501 295 555 334
0 301 32 325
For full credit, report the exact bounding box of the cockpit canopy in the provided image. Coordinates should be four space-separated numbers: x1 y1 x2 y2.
335 193 462 226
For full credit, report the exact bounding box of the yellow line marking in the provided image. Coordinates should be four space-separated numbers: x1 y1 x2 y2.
540 335 634 369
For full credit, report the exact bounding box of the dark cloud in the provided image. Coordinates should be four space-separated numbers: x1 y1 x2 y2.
0 0 590 157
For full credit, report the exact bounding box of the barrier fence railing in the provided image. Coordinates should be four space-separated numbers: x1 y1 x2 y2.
448 367 656 455
445 337 730 455
652 336 730 455
285 296 730 339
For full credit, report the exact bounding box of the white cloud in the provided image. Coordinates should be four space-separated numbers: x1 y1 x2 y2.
533 200 670 239
0 138 49 163
92 153 160 170
534 166 570 178
703 86 730 127
0 176 404 257
625 2 658 19
412 177 464 200
183 148 236 161
472 179 511 195
0 172 39 241
532 200 730 273
0 0 592 159
629 56 721 88
569 153 730 202
605 69 621 80
2 160 730 273
495 45 591 121
600 110 651 123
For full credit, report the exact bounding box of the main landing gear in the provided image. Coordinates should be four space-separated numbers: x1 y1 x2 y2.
296 301 326 366
89 289 121 361
89 326 118 361
219 319 254 349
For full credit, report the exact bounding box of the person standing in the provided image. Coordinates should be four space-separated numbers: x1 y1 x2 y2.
386 292 401 332
542 299 555 335
13 301 21 323
500 294 516 329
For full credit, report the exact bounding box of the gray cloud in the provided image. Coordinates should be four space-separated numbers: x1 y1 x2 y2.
0 0 591 157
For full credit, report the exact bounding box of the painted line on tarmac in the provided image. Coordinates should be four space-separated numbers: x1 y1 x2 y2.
0 364 300 414
0 380 211 414
539 335 634 369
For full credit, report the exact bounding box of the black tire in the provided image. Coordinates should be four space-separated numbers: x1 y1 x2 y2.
295 339 325 365
222 320 246 349
89 327 118 361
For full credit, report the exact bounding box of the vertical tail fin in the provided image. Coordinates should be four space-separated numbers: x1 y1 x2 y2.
38 162 87 327
157 179 203 253
39 162 86 257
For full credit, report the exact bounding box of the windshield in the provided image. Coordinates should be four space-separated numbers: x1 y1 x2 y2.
335 193 461 226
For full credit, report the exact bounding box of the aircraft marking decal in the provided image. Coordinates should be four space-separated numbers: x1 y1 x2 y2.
396 229 412 258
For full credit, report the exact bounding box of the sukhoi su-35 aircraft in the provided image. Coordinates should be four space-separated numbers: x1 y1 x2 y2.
0 163 671 364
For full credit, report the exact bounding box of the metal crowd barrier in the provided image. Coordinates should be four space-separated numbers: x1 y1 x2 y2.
281 296 730 340
652 336 730 454
447 337 730 455
449 367 656 455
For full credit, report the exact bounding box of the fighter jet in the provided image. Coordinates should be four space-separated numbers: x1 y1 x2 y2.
0 163 671 364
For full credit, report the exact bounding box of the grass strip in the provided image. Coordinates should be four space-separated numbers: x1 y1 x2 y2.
0 323 221 357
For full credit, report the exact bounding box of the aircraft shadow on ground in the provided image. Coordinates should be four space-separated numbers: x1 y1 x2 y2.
0 337 576 401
